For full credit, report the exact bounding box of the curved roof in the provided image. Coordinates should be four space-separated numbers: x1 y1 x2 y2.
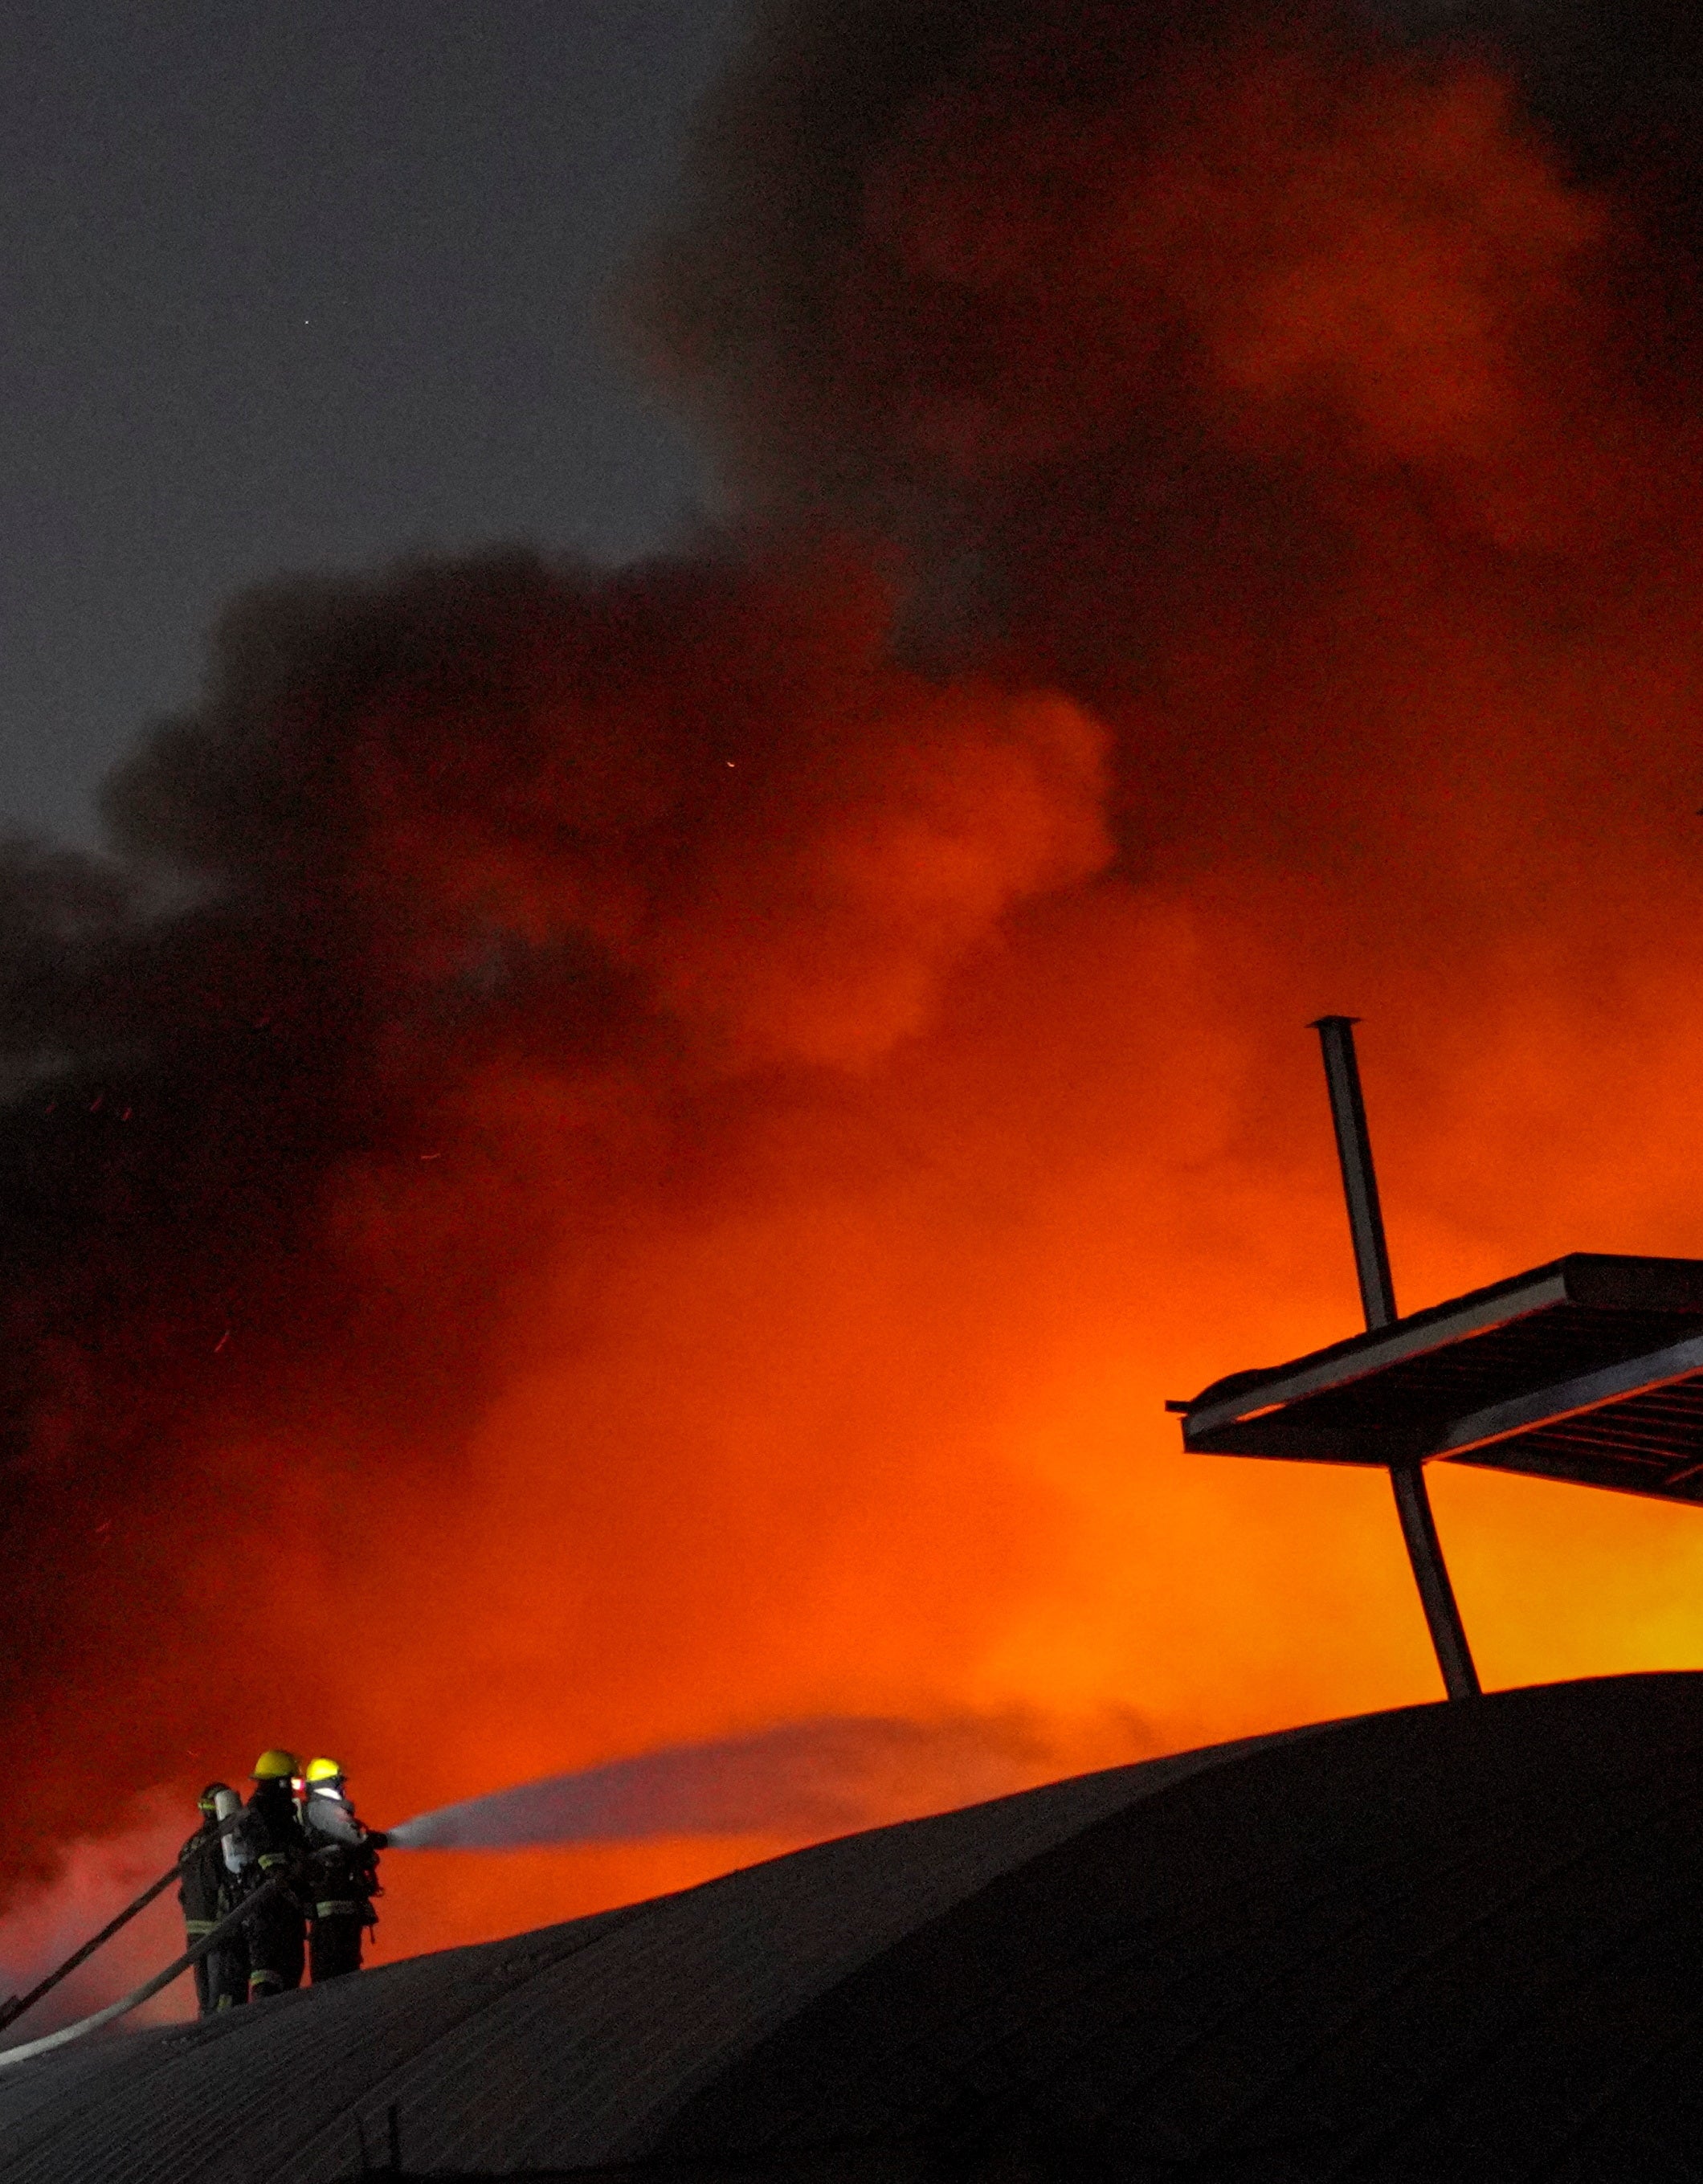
4 1675 1702 2182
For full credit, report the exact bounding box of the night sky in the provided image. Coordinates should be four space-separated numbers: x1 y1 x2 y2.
0 1 749 843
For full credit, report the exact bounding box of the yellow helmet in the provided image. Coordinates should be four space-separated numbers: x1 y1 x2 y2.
304 1757 345 1786
251 1749 300 1782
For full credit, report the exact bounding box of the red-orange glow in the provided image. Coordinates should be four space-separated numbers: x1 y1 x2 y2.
13 2 1703 1984
225 862 1703 1972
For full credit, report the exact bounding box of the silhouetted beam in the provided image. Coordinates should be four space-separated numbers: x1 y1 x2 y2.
1310 1017 1480 1703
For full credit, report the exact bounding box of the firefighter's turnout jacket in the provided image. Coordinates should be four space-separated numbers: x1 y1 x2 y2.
177 1788 247 2015
233 1778 308 1998
301 1780 383 1982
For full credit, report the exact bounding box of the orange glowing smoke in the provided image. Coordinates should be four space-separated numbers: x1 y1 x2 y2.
10 0 1703 1978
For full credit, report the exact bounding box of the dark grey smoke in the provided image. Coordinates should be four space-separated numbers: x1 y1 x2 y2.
631 0 1703 536
387 1716 1048 1850
9 0 1701 1921
0 537 1107 1901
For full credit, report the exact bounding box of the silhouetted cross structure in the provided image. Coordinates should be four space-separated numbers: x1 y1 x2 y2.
1174 1019 1703 1701
1308 1019 1479 1700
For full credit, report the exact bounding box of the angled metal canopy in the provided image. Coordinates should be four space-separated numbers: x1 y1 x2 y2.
1184 1252 1703 1493
1173 1018 1703 1701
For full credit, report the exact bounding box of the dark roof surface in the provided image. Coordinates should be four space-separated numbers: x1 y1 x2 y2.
6 1675 1703 2182
0 1729 1305 2183
1182 1253 1703 1503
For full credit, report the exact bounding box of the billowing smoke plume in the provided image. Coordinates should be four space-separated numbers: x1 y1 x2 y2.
10 0 1703 1965
0 541 1106 1907
631 0 1703 879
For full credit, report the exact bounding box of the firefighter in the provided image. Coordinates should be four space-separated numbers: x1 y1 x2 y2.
300 1757 386 1982
178 1782 247 2013
234 1748 308 2002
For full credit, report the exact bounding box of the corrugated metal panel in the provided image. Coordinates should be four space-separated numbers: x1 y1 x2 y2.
9 1681 1703 2181
647 1674 1703 2184
0 1729 1303 2182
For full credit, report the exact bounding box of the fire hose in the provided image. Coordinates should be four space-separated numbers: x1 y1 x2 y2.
0 1805 247 2039
0 1715 1010 2068
0 1869 291 2070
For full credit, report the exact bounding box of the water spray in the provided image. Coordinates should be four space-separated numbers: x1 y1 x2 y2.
0 1713 1040 2064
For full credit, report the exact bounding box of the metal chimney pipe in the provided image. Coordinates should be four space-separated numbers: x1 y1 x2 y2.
1311 1016 1397 1332
1309 1017 1480 1703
